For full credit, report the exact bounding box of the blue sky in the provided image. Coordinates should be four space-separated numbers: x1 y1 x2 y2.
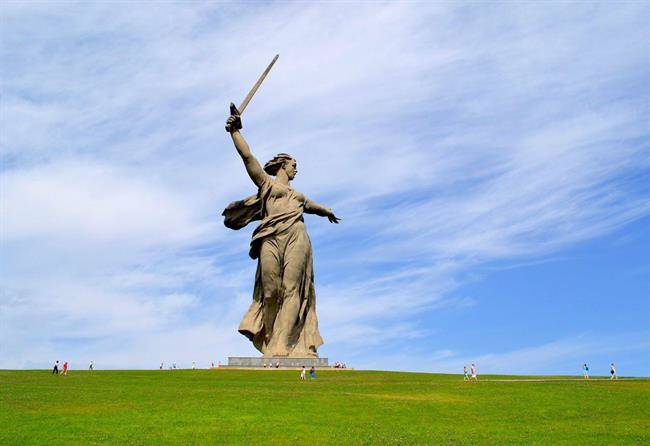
1 1 649 375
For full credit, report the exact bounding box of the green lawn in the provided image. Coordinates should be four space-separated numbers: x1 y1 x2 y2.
1 370 648 445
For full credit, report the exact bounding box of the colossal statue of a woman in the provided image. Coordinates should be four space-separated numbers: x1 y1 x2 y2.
223 112 340 358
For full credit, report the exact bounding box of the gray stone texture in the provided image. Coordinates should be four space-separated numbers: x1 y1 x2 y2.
227 356 329 368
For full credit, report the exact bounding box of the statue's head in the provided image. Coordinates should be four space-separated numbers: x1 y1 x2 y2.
264 153 297 180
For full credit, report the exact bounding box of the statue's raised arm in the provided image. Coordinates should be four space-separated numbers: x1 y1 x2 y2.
226 113 268 188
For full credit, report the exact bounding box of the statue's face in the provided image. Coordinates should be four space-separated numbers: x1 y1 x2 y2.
284 159 298 180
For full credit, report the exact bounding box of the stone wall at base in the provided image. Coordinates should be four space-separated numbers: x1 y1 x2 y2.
228 357 329 368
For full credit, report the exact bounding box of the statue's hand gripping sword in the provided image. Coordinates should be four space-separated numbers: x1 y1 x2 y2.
225 54 279 132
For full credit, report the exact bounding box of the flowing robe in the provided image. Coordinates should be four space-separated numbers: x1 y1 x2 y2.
223 177 323 357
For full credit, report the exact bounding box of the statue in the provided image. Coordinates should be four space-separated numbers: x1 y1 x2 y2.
222 58 340 358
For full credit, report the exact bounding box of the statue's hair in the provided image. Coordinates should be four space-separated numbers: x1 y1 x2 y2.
263 153 295 176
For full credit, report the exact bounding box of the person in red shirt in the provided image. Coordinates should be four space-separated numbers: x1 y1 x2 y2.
63 362 68 376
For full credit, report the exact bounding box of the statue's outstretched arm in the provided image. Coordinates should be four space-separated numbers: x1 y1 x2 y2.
226 115 268 188
305 199 341 224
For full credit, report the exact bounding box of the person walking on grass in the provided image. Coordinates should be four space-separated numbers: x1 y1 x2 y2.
63 361 69 376
309 366 316 380
300 366 306 381
89 360 94 371
463 365 469 381
52 360 59 375
470 363 478 381
582 363 589 380
610 362 618 380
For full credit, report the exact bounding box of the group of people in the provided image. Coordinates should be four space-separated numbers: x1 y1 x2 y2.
52 360 68 375
164 360 321 376
299 366 316 380
52 360 90 375
460 362 620 381
160 362 178 370
581 362 618 380
54 359 620 379
52 360 95 375
463 363 478 381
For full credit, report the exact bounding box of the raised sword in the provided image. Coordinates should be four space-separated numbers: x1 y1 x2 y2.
225 54 279 132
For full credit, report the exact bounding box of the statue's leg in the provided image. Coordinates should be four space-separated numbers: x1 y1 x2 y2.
259 237 281 356
268 227 310 356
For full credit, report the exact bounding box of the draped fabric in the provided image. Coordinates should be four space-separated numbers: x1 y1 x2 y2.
222 178 323 357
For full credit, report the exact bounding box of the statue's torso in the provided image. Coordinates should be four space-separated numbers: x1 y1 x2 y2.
263 180 306 218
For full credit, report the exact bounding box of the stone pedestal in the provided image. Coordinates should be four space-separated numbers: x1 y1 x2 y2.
227 356 328 368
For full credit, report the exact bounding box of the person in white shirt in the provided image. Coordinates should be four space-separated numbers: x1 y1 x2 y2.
300 366 306 381
610 363 618 380
470 363 478 381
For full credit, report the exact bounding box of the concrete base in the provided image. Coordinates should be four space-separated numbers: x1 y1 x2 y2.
227 356 329 368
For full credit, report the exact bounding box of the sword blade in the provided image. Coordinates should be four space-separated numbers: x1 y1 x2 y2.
238 54 279 114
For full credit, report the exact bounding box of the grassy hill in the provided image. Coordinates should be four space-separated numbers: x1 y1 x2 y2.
1 369 648 445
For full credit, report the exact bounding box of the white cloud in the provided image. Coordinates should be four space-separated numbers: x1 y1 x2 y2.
2 161 209 244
